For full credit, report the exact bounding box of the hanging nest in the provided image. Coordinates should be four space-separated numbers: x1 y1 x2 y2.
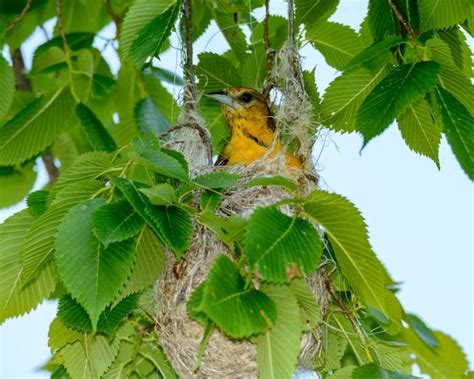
155 5 327 376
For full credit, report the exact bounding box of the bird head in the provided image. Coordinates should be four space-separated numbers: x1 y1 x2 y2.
205 87 273 131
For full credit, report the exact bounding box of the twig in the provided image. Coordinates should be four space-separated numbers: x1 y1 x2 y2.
55 0 69 53
387 0 417 39
5 0 32 34
42 153 60 185
288 0 295 42
12 49 60 184
262 0 276 98
103 0 121 38
181 0 213 165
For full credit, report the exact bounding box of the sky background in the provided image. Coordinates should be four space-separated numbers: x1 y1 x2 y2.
1 0 473 377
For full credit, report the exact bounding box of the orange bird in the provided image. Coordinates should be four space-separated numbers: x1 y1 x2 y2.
206 87 302 169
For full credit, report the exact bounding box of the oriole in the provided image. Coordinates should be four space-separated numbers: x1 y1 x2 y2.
206 87 302 169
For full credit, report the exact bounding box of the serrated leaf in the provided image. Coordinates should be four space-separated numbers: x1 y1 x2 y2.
116 226 165 303
212 10 247 64
21 180 103 284
26 190 49 217
131 0 182 69
295 0 339 25
131 133 188 181
403 329 467 378
53 152 115 195
367 0 397 40
289 279 320 326
0 162 37 209
58 293 138 337
76 103 117 153
120 0 177 60
352 363 418 379
187 281 209 326
397 99 441 167
438 28 472 77
145 205 193 258
55 199 136 328
306 21 364 71
48 317 82 352
92 200 145 247
244 207 322 283
0 211 57 323
256 285 301 379
436 87 474 180
244 175 298 191
71 49 94 102
139 183 177 206
0 86 76 165
193 171 240 189
357 62 440 145
437 65 474 116
60 333 120 379
0 55 15 118
201 255 276 338
321 65 388 132
406 313 439 350
134 97 170 134
304 191 388 318
419 0 469 32
196 53 241 93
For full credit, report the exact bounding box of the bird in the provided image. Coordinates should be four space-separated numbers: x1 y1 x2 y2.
206 87 302 169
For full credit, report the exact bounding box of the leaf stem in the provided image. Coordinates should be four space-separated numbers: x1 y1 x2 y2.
5 0 32 34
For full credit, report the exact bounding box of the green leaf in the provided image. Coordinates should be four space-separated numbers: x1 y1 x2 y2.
76 103 117 153
406 313 439 350
147 66 184 86
120 0 177 60
437 65 474 116
21 180 104 284
60 333 120 379
131 0 182 69
304 191 389 317
53 152 115 194
139 183 177 206
55 199 136 328
295 0 339 25
0 211 57 323
244 175 298 192
345 36 407 71
244 207 322 283
212 10 247 64
419 0 469 32
352 363 418 379
196 53 241 93
48 317 83 352
92 200 145 247
0 162 37 208
438 28 472 77
0 55 14 118
397 99 442 167
187 281 209 326
134 97 170 134
0 86 76 165
367 0 397 40
26 190 49 217
58 293 138 337
145 205 193 258
306 21 364 71
436 87 474 180
200 255 277 338
321 65 388 132
357 62 440 145
403 329 468 378
131 133 189 181
115 226 165 303
71 49 94 102
256 285 301 379
289 279 320 326
193 171 240 189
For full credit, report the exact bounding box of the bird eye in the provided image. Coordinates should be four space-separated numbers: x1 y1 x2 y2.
239 92 253 103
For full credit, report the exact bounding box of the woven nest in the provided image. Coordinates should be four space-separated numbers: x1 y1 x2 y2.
155 131 328 377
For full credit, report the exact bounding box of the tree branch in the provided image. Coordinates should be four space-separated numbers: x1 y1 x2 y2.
263 0 276 98
12 49 60 185
5 0 32 34
55 0 70 53
103 0 121 38
387 0 417 39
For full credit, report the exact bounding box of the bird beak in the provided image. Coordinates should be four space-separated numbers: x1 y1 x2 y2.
205 91 235 108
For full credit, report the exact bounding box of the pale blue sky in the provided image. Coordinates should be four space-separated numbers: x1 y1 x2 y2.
1 1 472 377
